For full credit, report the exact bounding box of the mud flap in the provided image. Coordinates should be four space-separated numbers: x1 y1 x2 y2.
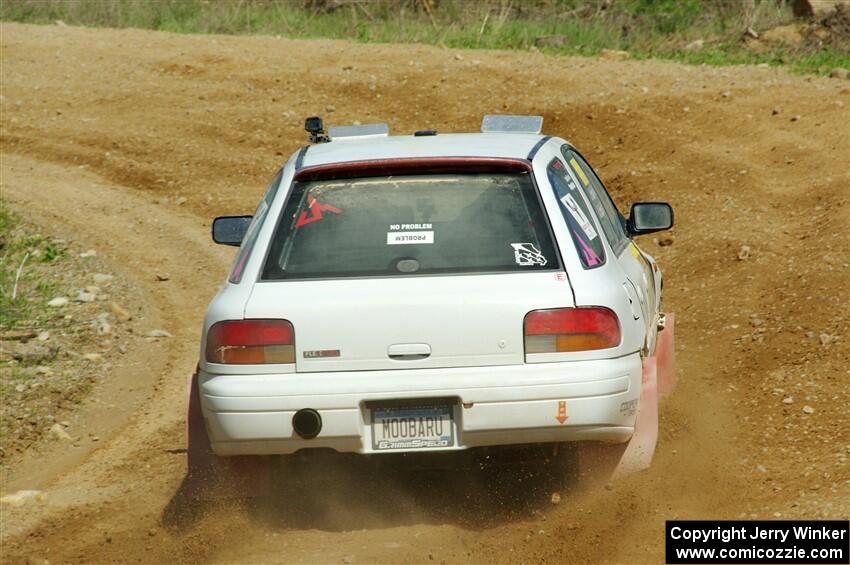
186 370 271 499
656 312 677 399
613 355 658 478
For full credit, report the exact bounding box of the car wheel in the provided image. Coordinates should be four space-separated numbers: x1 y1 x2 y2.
186 369 272 499
575 354 660 485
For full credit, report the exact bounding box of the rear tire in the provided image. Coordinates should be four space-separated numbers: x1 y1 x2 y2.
574 441 629 486
573 354 661 485
186 370 271 500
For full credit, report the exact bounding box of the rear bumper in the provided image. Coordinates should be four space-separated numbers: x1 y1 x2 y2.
199 354 642 456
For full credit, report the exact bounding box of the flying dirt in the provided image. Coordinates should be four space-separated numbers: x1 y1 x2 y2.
0 22 848 564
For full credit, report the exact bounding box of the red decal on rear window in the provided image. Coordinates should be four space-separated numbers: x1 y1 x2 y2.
295 193 343 228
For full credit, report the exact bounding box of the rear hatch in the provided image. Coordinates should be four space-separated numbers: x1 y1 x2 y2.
247 160 574 372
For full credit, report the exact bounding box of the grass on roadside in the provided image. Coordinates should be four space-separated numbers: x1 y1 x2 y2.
0 204 109 461
0 204 64 330
1 0 848 75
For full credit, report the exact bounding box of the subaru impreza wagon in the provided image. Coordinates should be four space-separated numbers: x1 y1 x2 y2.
187 115 676 487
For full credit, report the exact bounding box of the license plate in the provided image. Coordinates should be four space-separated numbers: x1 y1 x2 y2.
371 404 454 451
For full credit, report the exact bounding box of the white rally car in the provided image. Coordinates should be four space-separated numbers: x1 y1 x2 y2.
187 115 676 490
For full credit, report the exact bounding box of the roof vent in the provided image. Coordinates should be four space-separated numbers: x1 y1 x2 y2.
327 123 389 140
481 115 544 134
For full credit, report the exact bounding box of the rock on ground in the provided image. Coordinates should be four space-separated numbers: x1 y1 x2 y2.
110 302 132 322
792 0 843 18
49 423 72 441
0 490 45 507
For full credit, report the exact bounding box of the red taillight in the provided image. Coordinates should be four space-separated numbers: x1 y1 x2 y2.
205 320 295 364
524 307 620 354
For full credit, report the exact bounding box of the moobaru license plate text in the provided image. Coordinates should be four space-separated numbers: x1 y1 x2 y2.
372 405 454 450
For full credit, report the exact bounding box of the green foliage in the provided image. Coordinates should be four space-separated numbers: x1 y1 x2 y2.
0 204 62 329
41 244 65 263
0 206 12 235
0 0 847 75
626 0 703 34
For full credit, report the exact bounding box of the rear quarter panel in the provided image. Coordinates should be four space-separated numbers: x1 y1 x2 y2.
530 139 646 358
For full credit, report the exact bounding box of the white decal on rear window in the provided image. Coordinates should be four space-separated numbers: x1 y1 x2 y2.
389 223 433 231
387 231 434 245
511 243 547 266
560 194 598 240
387 223 435 245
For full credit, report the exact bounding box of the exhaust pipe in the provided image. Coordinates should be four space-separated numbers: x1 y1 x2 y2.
292 409 322 439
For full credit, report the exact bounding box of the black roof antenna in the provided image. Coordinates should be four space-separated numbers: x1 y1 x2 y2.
305 116 330 144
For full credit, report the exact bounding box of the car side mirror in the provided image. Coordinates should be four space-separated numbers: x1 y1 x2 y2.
212 215 252 246
627 202 673 236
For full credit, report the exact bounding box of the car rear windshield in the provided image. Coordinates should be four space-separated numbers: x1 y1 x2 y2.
261 171 559 280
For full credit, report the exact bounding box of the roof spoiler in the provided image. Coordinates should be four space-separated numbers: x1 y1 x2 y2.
305 116 389 143
303 115 543 143
328 123 389 140
481 114 544 134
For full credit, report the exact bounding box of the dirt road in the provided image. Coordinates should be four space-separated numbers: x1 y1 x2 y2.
1 23 848 564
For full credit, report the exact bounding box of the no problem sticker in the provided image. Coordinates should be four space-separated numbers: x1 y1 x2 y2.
387 223 434 245
387 231 434 245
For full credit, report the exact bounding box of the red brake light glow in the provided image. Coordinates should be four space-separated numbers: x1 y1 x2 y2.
524 307 620 354
206 319 295 364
